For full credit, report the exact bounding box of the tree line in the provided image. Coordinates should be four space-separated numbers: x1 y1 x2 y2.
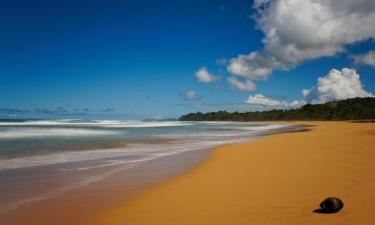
179 97 375 121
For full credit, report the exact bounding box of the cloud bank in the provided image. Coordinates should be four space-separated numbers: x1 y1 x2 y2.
228 0 375 80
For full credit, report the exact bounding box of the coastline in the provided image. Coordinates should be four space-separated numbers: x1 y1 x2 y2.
95 121 375 225
0 122 300 225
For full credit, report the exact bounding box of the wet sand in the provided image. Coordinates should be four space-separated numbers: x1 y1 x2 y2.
96 122 375 225
0 148 212 225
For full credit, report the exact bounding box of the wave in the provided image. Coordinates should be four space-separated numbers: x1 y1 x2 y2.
0 122 304 216
0 137 252 171
0 119 193 128
0 128 117 139
0 122 300 170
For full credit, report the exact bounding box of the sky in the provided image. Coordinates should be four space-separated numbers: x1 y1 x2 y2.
0 0 374 119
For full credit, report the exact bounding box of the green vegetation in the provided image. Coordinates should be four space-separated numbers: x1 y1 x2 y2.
179 97 375 121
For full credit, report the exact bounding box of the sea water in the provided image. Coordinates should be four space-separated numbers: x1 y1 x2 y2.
0 119 300 214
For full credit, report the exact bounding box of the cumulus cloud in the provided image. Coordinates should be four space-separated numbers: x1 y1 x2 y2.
353 50 375 67
228 76 257 92
246 94 305 108
246 94 283 106
228 0 375 80
227 52 282 80
195 67 218 83
181 90 201 101
303 68 373 103
245 68 373 109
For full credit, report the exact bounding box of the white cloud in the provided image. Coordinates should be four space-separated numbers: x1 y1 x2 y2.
244 68 373 110
246 94 284 106
228 76 256 92
303 68 373 103
289 100 307 108
181 90 201 101
353 50 375 67
195 67 218 83
227 52 281 80
228 0 375 80
302 89 311 97
246 94 305 108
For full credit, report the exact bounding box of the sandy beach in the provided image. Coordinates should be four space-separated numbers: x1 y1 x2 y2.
1 121 374 225
95 122 375 225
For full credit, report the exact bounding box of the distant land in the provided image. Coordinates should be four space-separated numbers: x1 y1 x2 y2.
179 97 375 121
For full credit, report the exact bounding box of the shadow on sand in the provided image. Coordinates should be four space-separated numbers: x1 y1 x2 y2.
313 208 337 214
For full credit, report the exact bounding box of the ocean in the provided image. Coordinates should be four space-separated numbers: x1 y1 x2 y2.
0 119 300 214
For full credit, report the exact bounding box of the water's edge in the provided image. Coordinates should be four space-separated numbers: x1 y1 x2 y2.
0 123 307 219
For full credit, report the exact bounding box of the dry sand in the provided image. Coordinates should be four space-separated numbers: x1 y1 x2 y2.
96 122 375 225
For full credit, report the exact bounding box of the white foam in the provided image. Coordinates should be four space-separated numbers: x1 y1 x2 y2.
0 120 193 128
0 135 260 172
58 157 156 171
0 122 298 172
0 128 117 139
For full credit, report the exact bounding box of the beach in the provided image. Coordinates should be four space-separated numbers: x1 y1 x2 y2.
3 0 375 224
96 121 375 225
0 120 298 225
1 121 374 225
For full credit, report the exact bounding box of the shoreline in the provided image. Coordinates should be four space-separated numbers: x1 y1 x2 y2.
0 148 212 225
0 123 301 225
95 121 375 225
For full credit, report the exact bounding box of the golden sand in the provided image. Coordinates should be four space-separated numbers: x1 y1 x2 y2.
96 122 375 225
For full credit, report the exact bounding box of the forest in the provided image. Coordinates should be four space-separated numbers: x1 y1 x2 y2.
179 97 375 121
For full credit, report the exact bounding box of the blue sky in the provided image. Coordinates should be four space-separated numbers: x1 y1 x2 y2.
0 0 374 119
